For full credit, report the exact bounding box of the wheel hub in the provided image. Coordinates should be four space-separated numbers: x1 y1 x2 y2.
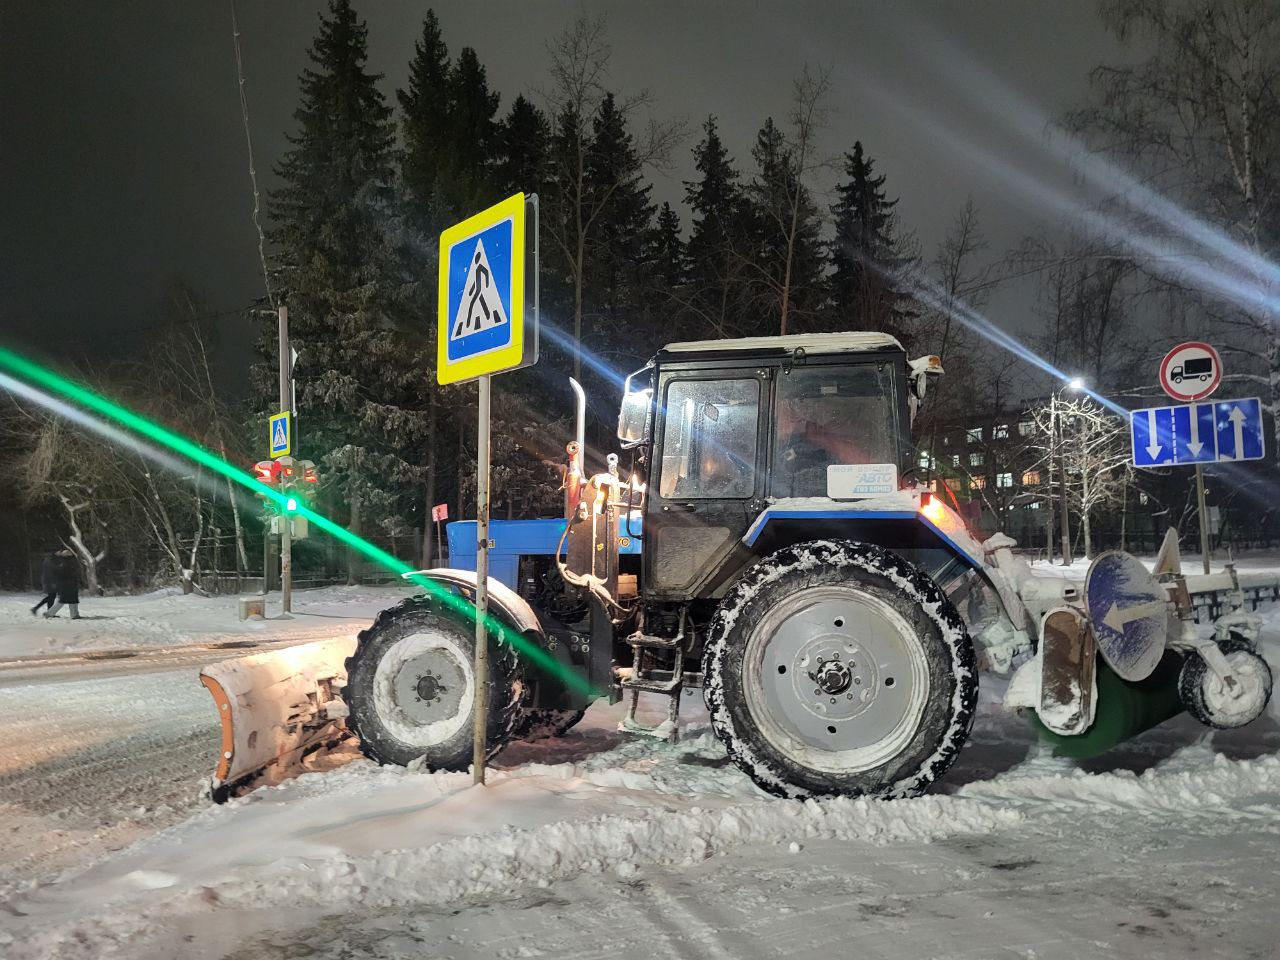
415 672 445 704
390 645 468 728
812 657 853 695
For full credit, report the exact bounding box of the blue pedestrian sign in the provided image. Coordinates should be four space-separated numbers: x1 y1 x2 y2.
269 411 291 459
437 193 538 385
1130 397 1265 467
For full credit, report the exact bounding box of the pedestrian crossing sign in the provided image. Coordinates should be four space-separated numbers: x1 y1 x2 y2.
437 192 537 384
269 411 291 459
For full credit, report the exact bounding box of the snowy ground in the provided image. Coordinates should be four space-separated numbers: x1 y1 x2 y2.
0 583 414 659
3 573 1280 959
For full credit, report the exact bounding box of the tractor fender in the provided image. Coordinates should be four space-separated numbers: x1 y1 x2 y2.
401 567 545 638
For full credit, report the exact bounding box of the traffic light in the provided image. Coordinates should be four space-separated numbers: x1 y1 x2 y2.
252 460 277 484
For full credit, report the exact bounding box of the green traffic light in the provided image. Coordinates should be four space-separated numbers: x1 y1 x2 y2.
285 496 299 513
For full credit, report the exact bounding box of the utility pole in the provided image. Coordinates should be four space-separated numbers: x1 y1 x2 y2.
1195 464 1211 574
278 305 292 614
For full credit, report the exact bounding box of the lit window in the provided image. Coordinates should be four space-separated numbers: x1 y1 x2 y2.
1018 421 1035 437
993 424 1009 439
969 452 984 467
966 427 982 444
1022 470 1040 485
951 454 960 467
917 451 932 469
996 472 1013 488
971 476 986 490
1028 501 1041 510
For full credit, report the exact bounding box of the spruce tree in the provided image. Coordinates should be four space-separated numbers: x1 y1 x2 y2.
270 0 427 578
495 94 550 198
684 116 749 339
439 47 500 216
397 10 450 218
829 141 914 336
650 201 685 290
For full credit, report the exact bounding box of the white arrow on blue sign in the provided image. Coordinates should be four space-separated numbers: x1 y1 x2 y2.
1130 397 1265 467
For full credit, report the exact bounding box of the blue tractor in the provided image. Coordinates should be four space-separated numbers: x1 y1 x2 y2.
330 332 1273 800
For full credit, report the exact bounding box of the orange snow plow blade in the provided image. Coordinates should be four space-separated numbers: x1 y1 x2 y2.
200 637 355 801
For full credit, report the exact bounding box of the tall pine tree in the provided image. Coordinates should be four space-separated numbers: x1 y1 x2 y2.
828 141 915 337
270 0 428 579
397 10 450 220
684 116 750 339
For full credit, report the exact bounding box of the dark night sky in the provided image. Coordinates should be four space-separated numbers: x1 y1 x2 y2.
1 1 1127 375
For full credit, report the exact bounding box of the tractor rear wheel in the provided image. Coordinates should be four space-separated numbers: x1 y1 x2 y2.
343 597 526 769
704 540 976 800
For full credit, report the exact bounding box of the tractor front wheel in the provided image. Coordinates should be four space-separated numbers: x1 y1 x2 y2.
343 597 526 769
704 540 976 800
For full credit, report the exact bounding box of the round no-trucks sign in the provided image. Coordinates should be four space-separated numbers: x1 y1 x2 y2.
1159 341 1221 402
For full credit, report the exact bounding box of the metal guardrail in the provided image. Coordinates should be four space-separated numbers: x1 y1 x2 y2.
1188 580 1280 623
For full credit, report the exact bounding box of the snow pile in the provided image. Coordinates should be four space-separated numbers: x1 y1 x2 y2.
4 720 1019 960
0 584 412 658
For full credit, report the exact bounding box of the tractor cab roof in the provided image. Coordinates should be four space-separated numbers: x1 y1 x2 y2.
657 332 904 365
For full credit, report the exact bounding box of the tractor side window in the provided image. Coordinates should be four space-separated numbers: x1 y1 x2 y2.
773 364 898 498
659 379 759 499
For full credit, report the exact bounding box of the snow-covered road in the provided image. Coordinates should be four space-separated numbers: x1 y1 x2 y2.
3 578 1280 959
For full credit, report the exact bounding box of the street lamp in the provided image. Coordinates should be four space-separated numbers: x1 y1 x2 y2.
1053 377 1084 565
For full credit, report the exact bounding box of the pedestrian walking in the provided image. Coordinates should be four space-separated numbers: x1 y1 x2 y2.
29 551 58 616
43 549 82 619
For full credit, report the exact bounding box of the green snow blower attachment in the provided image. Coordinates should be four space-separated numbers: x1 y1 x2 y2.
1032 652 1185 759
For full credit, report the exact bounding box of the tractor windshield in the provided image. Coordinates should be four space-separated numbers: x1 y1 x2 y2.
773 364 898 498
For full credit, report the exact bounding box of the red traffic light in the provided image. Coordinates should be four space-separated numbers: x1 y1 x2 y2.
252 460 278 484
303 466 318 484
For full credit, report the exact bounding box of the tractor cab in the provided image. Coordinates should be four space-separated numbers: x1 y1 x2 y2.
618 333 945 601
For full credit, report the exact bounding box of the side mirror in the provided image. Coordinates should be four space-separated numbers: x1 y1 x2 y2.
617 366 654 449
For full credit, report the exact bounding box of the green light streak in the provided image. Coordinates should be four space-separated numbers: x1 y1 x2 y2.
0 345 599 699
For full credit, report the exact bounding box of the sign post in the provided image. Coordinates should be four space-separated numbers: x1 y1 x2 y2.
438 193 539 785
1133 343 1262 575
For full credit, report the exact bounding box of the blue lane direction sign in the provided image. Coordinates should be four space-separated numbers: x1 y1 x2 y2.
1214 397 1265 462
269 411 291 459
1130 406 1174 467
1131 397 1266 467
1170 402 1216 464
1085 551 1168 682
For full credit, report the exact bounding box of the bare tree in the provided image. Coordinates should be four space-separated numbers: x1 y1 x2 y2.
1028 396 1132 559
739 64 832 335
1068 0 1280 438
542 14 684 381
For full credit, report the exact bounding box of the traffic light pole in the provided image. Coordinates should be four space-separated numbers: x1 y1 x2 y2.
278 305 292 615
